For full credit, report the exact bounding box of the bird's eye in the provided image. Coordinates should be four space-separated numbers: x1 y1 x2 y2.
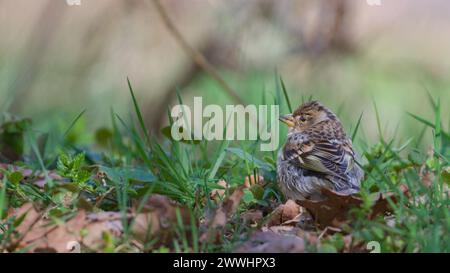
299 116 307 122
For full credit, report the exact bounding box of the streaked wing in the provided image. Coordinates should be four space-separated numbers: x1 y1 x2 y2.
304 140 351 179
284 137 353 180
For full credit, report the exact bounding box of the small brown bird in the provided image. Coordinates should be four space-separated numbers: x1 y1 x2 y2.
277 101 364 201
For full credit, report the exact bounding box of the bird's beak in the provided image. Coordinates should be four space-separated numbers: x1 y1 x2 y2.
279 114 295 127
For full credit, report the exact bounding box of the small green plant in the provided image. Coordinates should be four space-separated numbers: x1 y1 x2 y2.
0 117 31 161
57 152 91 185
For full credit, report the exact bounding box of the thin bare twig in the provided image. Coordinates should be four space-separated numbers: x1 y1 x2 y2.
150 0 244 105
94 187 116 208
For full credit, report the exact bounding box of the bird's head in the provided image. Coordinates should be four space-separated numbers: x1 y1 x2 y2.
279 101 336 133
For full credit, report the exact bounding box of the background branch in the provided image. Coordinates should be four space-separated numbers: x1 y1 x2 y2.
150 0 244 105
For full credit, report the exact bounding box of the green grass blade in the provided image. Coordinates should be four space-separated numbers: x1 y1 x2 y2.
279 76 293 113
434 98 443 195
208 141 230 181
372 100 384 143
274 72 282 112
63 109 86 138
352 112 364 142
434 98 442 152
27 133 53 188
414 124 428 148
407 112 450 140
127 77 150 145
421 83 437 110
115 113 152 167
0 178 7 220
407 112 434 128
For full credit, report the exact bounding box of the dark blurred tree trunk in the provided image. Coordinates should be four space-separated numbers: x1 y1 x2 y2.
327 0 354 53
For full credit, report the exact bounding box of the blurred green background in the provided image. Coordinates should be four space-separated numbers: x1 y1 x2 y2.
0 0 449 149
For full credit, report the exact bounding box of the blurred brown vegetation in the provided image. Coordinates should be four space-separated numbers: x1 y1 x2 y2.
0 0 449 142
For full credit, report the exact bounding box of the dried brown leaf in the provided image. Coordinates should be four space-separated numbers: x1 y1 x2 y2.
200 185 246 242
6 195 191 252
234 231 305 253
297 186 409 229
240 209 263 225
8 205 122 252
131 195 191 244
369 184 409 219
210 185 245 229
209 179 229 199
267 200 302 227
